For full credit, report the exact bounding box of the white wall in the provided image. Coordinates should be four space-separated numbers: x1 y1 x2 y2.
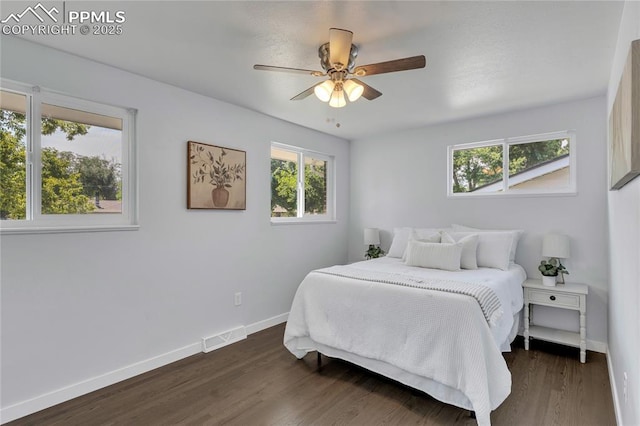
0 37 350 420
349 96 609 350
606 2 640 425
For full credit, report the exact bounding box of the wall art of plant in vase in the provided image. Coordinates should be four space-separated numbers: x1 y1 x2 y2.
188 141 246 210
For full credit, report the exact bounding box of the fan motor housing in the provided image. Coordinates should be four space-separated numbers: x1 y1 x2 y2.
318 42 358 73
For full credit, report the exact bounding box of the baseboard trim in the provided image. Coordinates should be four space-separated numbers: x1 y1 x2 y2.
0 312 290 425
587 339 608 354
607 348 623 426
246 312 289 335
0 341 202 424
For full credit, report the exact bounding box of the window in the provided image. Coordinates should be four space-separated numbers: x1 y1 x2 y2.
270 142 334 222
448 131 575 197
0 80 137 232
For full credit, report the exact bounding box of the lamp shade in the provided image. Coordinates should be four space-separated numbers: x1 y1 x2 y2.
314 80 334 102
329 89 346 108
542 233 570 258
343 79 364 102
364 228 380 246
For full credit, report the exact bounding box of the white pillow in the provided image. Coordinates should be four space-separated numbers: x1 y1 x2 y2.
449 230 513 271
414 228 447 240
402 231 441 261
441 231 478 270
411 230 441 243
451 224 523 262
404 239 462 271
388 228 412 258
388 227 443 258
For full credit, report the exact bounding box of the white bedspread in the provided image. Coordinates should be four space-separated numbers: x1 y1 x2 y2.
283 258 526 426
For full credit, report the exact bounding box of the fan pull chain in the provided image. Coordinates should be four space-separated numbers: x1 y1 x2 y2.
326 103 341 128
326 117 341 128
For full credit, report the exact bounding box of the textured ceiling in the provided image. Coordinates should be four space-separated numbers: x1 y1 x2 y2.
8 1 624 140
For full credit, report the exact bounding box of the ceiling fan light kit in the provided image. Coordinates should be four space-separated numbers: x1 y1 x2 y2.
343 79 364 102
314 80 335 102
329 86 346 108
254 28 426 108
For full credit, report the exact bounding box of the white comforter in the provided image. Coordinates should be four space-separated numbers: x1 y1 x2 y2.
283 258 526 426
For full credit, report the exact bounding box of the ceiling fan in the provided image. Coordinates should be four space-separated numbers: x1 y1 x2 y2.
254 28 426 108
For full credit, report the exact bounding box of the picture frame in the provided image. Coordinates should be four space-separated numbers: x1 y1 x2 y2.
609 39 640 190
187 141 246 210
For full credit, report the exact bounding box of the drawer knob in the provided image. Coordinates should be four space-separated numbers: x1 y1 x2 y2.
550 295 556 301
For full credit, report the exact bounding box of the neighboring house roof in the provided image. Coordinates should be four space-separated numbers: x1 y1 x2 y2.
471 154 569 193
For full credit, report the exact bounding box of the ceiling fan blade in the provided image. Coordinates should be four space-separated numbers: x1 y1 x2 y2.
353 55 426 77
350 78 382 100
329 28 353 69
290 83 323 101
254 64 324 76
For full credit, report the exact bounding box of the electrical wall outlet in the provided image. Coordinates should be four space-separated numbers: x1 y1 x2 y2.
234 292 242 306
623 372 628 404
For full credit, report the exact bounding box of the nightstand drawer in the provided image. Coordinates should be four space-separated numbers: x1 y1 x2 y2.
527 289 580 309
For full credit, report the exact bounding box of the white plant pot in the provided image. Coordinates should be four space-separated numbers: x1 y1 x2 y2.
542 276 557 287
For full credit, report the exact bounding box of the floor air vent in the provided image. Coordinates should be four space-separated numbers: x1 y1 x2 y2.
201 326 247 353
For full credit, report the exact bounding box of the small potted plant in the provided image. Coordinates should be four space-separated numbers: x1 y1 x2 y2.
365 245 385 260
538 258 569 287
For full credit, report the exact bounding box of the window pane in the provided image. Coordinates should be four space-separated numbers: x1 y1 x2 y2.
304 156 327 215
0 90 28 220
452 145 503 193
270 147 298 217
41 103 122 215
508 138 570 190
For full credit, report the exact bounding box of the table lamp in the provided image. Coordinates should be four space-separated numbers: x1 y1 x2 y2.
364 228 384 259
542 233 570 284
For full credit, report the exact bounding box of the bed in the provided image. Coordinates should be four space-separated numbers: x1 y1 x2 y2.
283 228 526 426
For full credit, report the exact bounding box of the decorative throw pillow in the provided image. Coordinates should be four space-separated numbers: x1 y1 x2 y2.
388 227 442 258
449 230 513 271
451 224 523 263
402 231 441 261
441 231 478 270
404 239 463 271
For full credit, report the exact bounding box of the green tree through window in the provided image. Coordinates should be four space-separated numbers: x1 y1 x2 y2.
0 110 122 219
270 144 331 219
271 157 298 217
452 145 503 193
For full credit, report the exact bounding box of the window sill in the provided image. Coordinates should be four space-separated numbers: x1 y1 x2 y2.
0 224 140 235
447 190 577 199
270 218 337 226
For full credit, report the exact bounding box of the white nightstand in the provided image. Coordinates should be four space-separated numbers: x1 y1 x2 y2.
522 279 589 363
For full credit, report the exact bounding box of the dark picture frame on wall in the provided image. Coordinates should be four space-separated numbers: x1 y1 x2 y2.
187 141 246 210
609 39 640 190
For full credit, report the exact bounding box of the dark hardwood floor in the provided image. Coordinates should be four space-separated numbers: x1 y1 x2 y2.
8 324 615 425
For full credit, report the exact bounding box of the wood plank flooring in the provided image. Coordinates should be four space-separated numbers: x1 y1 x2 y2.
8 323 615 425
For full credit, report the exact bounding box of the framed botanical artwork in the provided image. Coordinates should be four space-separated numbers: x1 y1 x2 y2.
609 39 640 190
188 141 246 210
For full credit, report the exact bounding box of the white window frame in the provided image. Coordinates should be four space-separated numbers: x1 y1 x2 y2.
270 142 335 224
0 79 138 234
447 130 577 198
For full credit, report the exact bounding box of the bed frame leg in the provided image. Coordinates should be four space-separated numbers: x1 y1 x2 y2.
469 410 476 419
317 351 322 369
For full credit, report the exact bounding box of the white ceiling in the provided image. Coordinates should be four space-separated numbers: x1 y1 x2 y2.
12 1 624 140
